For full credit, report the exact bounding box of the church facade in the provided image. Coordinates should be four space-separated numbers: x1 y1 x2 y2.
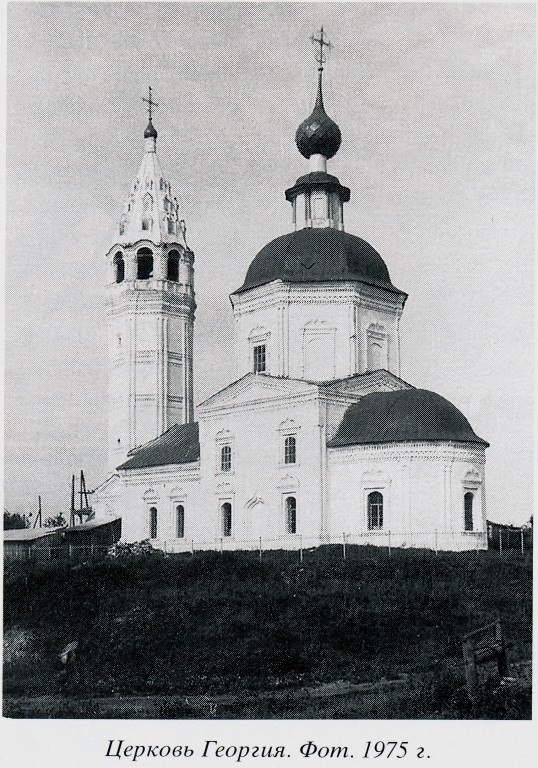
94 48 488 552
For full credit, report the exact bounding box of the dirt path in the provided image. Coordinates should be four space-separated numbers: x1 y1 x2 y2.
4 676 409 718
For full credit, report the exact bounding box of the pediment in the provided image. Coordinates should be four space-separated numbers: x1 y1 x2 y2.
93 473 121 496
463 466 482 483
277 474 300 490
198 373 316 412
325 370 413 397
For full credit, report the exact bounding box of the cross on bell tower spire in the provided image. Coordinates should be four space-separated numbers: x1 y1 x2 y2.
142 86 158 141
142 86 158 121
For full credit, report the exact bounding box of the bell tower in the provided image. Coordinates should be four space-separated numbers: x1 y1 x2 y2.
106 90 195 471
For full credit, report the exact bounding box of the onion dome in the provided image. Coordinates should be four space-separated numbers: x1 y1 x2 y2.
296 72 341 159
328 389 489 448
235 227 406 295
144 118 158 139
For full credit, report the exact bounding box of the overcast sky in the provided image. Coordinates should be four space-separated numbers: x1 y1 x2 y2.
5 2 534 525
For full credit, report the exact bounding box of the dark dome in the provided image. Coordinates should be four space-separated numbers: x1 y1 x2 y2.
235 227 405 295
295 72 341 159
144 119 158 139
296 102 341 160
328 389 489 448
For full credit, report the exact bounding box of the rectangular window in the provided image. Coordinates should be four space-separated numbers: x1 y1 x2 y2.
253 344 266 373
367 492 383 530
464 492 474 531
221 503 232 537
149 507 158 539
221 445 232 472
284 435 296 464
312 195 325 219
285 496 297 534
176 505 185 538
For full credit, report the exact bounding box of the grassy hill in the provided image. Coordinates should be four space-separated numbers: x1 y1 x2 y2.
3 545 532 718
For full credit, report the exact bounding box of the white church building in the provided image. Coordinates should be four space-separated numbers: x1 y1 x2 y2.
93 46 488 552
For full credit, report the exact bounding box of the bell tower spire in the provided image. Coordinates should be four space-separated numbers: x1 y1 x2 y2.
105 90 196 471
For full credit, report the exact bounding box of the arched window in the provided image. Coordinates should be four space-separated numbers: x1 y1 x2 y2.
284 436 296 464
367 341 383 370
167 250 180 282
149 507 158 539
221 445 232 472
221 502 232 537
141 217 152 232
464 492 474 532
168 219 175 235
285 496 297 534
137 248 153 279
113 252 125 283
119 214 126 236
367 491 383 530
176 504 185 538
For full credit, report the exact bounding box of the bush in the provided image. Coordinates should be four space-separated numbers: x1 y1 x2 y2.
107 539 156 558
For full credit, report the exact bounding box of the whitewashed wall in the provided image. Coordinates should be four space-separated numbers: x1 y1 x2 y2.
328 441 487 551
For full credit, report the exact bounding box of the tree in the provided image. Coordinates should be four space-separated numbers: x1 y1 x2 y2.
3 509 30 530
44 514 67 529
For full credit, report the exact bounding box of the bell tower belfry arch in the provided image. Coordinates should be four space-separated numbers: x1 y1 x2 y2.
106 91 195 471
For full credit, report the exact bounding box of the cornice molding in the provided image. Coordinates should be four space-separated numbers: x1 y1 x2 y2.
329 441 487 464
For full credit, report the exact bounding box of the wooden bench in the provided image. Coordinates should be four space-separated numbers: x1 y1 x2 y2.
462 617 508 699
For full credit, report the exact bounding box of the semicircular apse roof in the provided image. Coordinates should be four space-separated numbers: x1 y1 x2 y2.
328 389 488 448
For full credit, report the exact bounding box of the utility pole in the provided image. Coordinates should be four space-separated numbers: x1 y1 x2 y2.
70 475 75 528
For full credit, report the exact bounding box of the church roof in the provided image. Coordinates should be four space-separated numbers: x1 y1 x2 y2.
328 389 489 448
234 227 406 295
117 422 200 471
113 119 186 248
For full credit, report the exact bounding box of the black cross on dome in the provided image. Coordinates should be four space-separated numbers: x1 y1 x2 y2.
142 87 158 139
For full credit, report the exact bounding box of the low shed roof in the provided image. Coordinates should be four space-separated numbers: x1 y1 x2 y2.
4 528 61 542
65 516 121 532
117 422 200 470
